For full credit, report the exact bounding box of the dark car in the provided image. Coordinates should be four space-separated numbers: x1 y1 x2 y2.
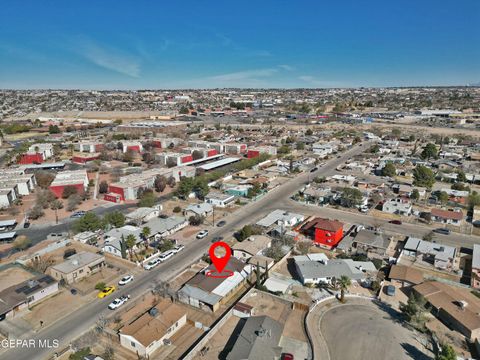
216 220 227 227
433 228 451 235
388 220 402 225
70 288 78 295
310 167 318 173
23 222 31 228
211 236 224 243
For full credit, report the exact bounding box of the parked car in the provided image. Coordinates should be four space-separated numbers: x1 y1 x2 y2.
216 220 227 227
158 250 175 262
97 286 116 299
310 167 318 173
172 244 185 253
144 258 161 270
108 295 130 310
70 211 86 218
386 285 396 296
388 220 402 225
70 288 78 295
196 230 209 239
0 227 6 231
433 228 451 235
118 275 134 286
23 222 30 228
282 354 294 360
212 236 224 243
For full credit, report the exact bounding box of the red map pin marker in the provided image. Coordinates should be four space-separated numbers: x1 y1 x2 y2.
209 241 231 274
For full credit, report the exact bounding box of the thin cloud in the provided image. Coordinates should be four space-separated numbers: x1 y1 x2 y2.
299 75 346 87
278 64 295 71
77 38 141 77
210 68 279 82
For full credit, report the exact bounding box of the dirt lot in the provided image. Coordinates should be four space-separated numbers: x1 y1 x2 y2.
0 266 34 291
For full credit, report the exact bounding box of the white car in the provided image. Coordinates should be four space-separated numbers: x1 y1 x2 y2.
143 258 160 270
172 244 185 253
118 275 133 286
196 230 209 239
108 295 130 310
158 250 175 262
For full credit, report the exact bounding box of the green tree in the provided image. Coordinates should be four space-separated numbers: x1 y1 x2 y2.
338 275 351 302
305 129 313 136
399 293 428 328
247 183 262 198
456 170 467 183
413 165 436 189
154 175 167 193
193 178 210 200
369 144 380 153
95 282 106 291
296 142 305 150
381 163 396 177
438 191 449 204
341 187 363 208
69 348 91 360
120 236 127 259
421 143 438 160
141 226 151 240
468 191 480 210
73 212 103 232
435 344 456 360
138 191 156 207
411 188 420 201
125 234 137 259
48 124 61 134
176 177 195 199
103 211 125 228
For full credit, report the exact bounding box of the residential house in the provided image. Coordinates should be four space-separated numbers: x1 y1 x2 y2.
294 254 376 285
145 216 188 239
205 192 236 207
184 203 213 218
402 237 456 270
352 230 392 256
413 281 480 341
226 316 284 360
178 257 252 312
389 265 423 287
232 235 272 261
256 209 304 229
125 207 161 225
103 225 143 258
300 218 344 249
49 252 106 284
119 301 187 357
430 208 463 226
382 197 412 216
0 275 58 320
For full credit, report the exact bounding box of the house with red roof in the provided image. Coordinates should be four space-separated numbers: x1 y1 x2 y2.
430 208 463 226
300 217 344 249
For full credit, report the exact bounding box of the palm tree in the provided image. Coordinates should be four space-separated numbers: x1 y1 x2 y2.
338 275 351 303
141 226 151 249
125 234 137 260
50 199 63 224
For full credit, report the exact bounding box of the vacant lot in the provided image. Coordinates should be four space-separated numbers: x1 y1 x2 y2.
320 303 432 360
0 267 33 291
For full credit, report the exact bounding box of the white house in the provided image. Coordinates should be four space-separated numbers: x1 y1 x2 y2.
205 192 236 207
382 198 412 216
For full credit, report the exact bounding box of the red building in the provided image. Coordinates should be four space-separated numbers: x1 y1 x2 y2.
18 153 44 165
301 218 344 248
104 192 122 203
181 155 193 163
207 149 218 157
108 185 126 201
247 150 260 159
72 153 100 164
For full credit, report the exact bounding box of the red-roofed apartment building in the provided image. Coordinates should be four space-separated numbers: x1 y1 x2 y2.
301 217 344 248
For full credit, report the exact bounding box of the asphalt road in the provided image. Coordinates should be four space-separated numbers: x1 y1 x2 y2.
316 302 432 360
1 143 370 360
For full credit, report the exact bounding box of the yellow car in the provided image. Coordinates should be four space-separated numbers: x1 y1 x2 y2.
97 286 116 298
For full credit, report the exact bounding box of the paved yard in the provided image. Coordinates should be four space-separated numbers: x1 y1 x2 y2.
318 302 433 360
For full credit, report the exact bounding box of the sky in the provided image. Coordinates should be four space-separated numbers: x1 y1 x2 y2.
0 0 479 89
